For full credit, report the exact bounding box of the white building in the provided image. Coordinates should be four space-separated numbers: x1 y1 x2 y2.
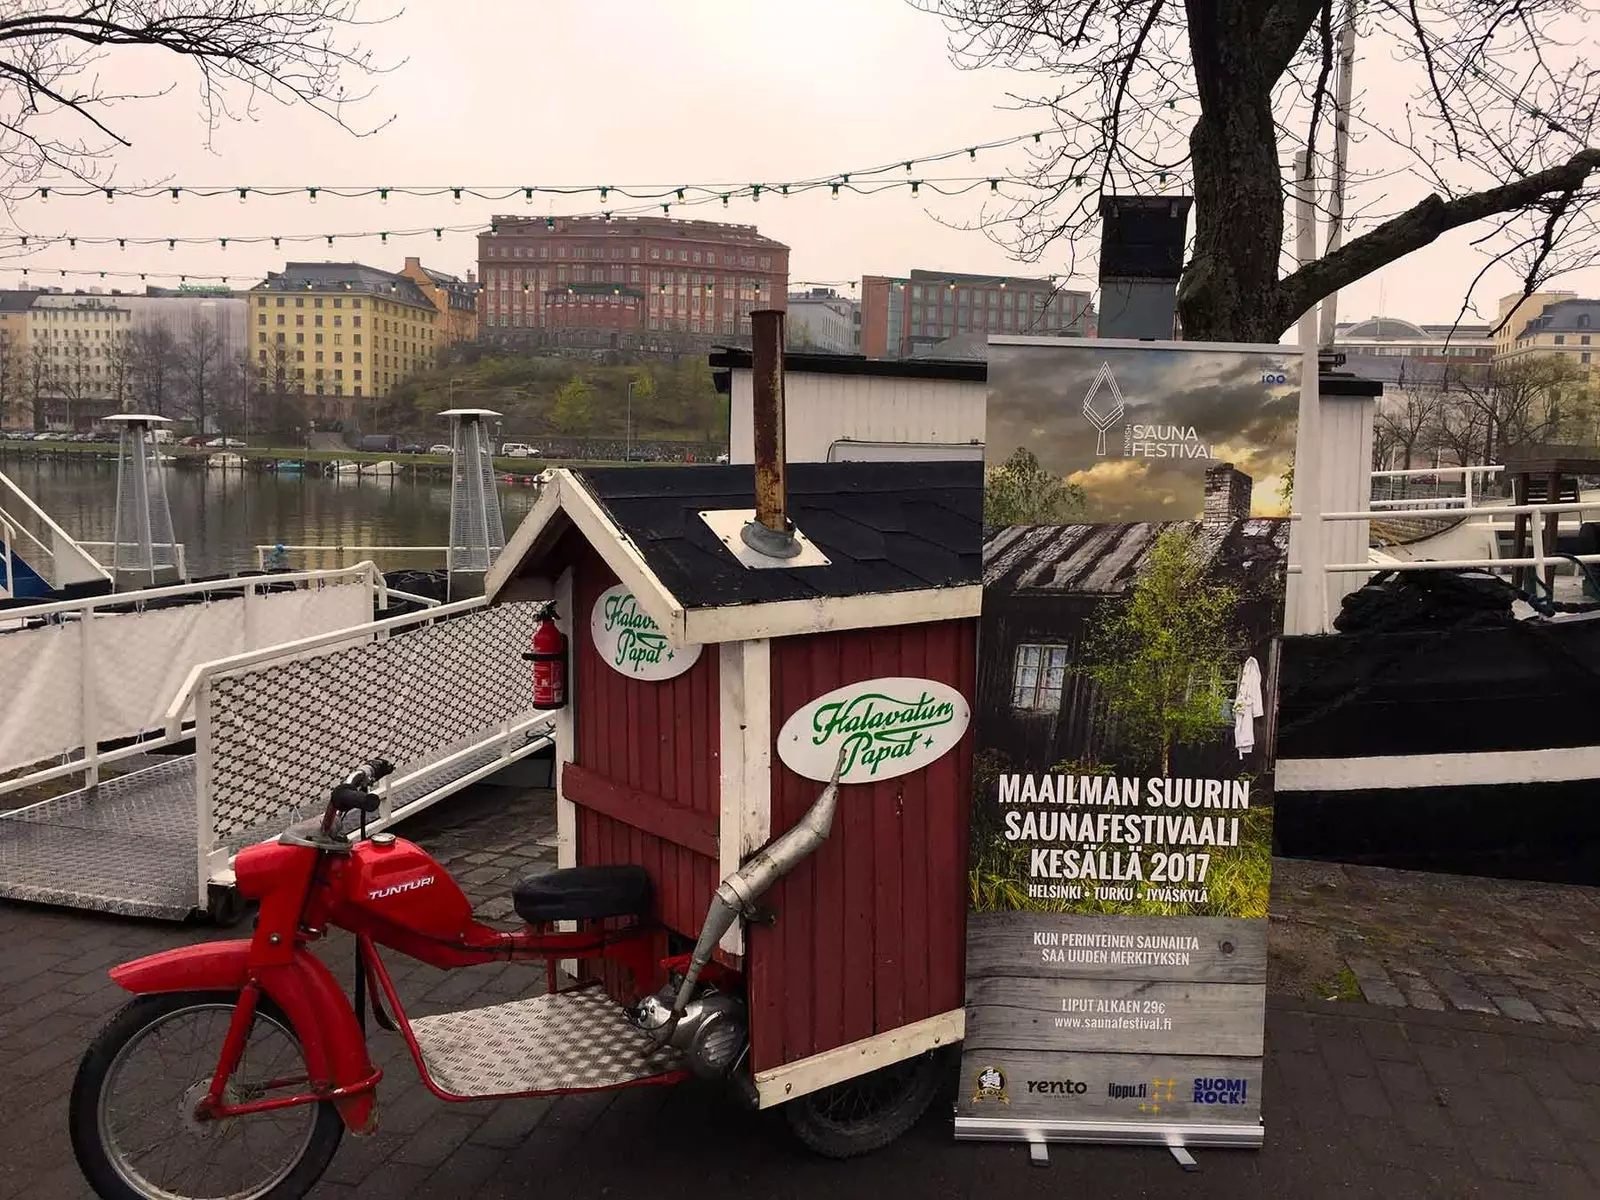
27 293 134 428
785 288 859 354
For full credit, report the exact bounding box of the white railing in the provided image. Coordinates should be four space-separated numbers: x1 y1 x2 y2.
161 596 551 903
255 543 452 570
0 469 112 590
1369 464 1506 510
0 564 386 803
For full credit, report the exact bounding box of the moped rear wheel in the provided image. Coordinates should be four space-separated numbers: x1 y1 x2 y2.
69 990 344 1200
781 1049 944 1159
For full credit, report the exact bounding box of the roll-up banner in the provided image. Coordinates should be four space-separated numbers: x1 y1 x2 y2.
957 337 1302 1152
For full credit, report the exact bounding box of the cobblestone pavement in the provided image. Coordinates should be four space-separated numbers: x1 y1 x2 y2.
1270 857 1600 1030
2 785 1599 1199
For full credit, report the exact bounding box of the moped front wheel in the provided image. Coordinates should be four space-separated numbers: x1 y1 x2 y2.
69 990 344 1200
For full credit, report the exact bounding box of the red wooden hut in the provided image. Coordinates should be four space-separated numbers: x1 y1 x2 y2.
484 320 982 1120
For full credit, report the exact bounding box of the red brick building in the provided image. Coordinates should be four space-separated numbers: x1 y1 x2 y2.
477 215 788 349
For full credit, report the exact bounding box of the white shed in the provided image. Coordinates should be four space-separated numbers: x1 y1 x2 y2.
711 348 986 465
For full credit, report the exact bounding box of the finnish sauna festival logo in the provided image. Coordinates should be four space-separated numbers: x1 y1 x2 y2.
1081 361 1213 460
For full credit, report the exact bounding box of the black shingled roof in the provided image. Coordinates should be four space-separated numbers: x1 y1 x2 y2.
573 461 981 609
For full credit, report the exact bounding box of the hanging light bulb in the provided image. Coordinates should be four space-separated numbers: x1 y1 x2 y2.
910 180 920 196
327 235 335 246
272 236 281 248
238 187 249 204
599 186 609 201
751 184 761 203
220 238 228 250
524 187 534 204
434 228 443 240
167 239 176 251
37 187 48 203
990 178 1000 193
967 148 977 160
830 183 840 199
720 193 729 207
662 202 670 214
117 238 125 250
904 161 913 172
378 187 389 204
380 232 388 244
104 188 114 204
170 187 180 204
676 187 686 201
452 187 462 204
308 187 318 204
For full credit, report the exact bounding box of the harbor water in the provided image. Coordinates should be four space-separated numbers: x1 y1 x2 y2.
1 453 544 577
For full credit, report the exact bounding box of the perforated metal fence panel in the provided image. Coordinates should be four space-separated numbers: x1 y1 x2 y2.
207 602 543 839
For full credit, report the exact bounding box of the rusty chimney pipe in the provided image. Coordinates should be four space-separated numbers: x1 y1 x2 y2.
741 308 800 559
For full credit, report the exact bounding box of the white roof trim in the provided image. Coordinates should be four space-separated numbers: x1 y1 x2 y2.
681 584 982 645
485 469 686 640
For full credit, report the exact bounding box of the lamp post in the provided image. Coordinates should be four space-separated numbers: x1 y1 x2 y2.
626 379 635 463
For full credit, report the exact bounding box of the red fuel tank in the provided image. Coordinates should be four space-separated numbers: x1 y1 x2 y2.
341 836 474 939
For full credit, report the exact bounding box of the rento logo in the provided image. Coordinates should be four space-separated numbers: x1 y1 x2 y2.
1026 1079 1087 1095
973 1066 1009 1104
368 876 434 901
810 690 957 778
1193 1077 1248 1105
601 591 675 673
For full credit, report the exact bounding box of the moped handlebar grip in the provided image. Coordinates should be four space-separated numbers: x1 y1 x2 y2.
331 784 381 814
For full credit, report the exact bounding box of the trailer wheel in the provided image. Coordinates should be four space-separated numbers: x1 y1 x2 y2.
782 1050 943 1159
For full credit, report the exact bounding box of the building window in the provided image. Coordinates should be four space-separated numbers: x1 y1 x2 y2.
295 333 304 344
630 246 640 260
1583 335 1592 346
1584 352 1592 364
1555 334 1566 345
1012 645 1069 712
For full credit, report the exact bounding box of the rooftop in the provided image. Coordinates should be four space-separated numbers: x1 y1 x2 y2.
1338 318 1493 342
255 262 434 309
984 519 1290 596
0 290 39 313
1520 297 1600 337
574 461 981 610
483 213 788 250
905 268 1090 293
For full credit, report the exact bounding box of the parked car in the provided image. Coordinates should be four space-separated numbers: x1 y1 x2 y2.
204 436 246 448
500 442 539 459
32 431 56 440
182 435 209 447
715 453 730 463
428 443 453 454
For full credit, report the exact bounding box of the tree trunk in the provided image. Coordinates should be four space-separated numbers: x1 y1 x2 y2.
1176 3 1290 343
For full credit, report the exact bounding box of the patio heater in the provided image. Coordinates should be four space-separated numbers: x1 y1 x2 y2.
103 414 180 590
441 408 506 600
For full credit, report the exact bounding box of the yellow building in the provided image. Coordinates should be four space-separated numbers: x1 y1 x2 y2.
399 256 478 345
0 291 36 429
251 262 438 426
1495 290 1600 372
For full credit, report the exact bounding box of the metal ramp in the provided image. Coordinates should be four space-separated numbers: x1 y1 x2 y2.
0 722 554 920
0 757 200 918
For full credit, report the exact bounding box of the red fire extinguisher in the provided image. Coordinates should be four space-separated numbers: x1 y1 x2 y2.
523 604 568 709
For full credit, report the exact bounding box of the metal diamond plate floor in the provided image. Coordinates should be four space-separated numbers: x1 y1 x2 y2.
409 985 684 1099
0 729 554 921
0 757 202 919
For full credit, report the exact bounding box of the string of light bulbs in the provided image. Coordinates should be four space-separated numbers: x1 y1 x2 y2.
0 175 1032 254
5 264 1074 291
20 130 1054 205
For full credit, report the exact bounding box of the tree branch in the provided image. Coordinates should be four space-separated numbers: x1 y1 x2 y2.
1275 147 1600 328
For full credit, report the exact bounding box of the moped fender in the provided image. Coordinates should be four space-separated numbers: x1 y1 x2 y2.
109 941 379 1133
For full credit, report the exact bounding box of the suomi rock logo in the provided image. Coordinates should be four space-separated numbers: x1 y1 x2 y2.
776 676 972 784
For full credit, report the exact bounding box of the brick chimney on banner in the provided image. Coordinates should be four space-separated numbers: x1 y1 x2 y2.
1204 463 1253 524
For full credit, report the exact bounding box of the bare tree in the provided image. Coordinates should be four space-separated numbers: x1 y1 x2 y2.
1432 354 1591 463
47 336 93 429
0 1 397 194
103 327 132 412
912 1 1600 342
256 337 306 436
177 319 225 433
127 325 178 416
0 329 17 427
1374 361 1452 470
23 339 49 428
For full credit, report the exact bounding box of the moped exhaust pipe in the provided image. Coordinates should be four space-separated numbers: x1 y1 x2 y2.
649 747 848 1050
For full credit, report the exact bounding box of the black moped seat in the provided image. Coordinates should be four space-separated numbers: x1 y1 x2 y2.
512 864 654 924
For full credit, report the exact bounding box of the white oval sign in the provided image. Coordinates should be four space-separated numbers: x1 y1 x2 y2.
590 583 702 681
777 676 971 785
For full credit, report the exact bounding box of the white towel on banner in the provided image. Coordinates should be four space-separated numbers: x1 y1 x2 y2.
1232 655 1263 758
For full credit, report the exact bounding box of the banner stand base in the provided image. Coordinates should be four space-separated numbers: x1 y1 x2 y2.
954 1116 1264 1158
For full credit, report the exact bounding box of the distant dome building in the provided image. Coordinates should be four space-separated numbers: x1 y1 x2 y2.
1333 316 1493 363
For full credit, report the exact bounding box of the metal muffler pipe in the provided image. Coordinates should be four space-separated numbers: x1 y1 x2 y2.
650 749 847 1049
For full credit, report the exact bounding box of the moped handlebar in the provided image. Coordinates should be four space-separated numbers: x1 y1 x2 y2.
319 758 395 835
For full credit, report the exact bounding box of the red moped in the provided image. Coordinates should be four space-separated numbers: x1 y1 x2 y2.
69 751 925 1200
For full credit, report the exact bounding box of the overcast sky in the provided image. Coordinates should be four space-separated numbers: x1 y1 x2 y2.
5 0 1595 334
